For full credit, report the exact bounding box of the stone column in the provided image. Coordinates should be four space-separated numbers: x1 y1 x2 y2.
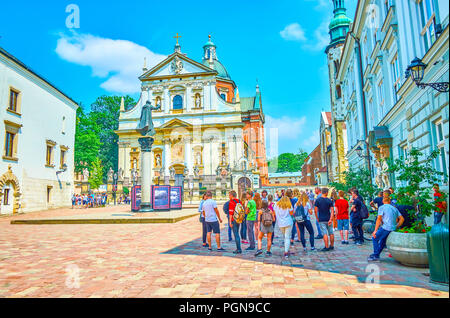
138 137 154 212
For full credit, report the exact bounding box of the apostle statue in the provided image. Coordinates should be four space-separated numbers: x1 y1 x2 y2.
195 94 201 108
83 168 90 181
107 168 114 182
193 166 200 178
137 100 161 137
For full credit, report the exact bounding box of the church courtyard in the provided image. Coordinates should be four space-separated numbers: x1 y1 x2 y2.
0 206 447 298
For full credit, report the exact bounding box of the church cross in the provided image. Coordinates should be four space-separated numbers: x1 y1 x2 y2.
174 33 182 45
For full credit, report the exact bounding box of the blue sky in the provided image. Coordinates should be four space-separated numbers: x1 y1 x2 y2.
0 0 356 155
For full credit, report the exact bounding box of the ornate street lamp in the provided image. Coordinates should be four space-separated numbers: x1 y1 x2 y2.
406 57 449 92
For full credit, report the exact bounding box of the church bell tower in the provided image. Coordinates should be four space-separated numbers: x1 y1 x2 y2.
325 0 352 183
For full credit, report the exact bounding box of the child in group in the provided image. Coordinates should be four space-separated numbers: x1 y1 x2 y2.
255 200 276 257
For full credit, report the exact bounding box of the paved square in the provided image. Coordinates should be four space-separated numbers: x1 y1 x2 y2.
0 206 448 298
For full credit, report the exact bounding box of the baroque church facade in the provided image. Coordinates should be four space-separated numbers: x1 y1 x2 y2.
116 36 268 200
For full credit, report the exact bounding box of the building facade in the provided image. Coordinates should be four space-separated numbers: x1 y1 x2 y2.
0 47 77 214
335 0 448 192
116 37 268 201
319 111 333 184
300 144 322 186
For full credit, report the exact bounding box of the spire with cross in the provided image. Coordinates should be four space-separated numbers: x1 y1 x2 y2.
174 33 182 53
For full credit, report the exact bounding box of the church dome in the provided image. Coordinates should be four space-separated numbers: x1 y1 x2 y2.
202 59 231 80
201 35 231 80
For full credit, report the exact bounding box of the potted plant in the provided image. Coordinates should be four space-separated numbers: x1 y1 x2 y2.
386 148 446 267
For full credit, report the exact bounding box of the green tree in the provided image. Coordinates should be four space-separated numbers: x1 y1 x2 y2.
329 167 379 203
74 106 102 173
89 95 136 179
273 149 309 173
88 158 104 190
388 148 446 232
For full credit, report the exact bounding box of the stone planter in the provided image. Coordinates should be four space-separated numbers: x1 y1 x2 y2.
386 231 429 268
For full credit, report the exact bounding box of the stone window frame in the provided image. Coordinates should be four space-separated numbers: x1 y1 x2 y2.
46 140 57 168
60 145 69 169
3 120 22 161
7 86 22 116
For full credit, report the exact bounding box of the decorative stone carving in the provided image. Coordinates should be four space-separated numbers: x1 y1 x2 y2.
138 137 154 153
171 56 183 74
193 166 200 178
0 165 22 213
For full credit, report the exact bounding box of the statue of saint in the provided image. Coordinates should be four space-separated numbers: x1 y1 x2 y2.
107 168 114 182
196 152 202 165
83 168 90 181
381 160 390 190
155 155 161 167
193 166 200 178
195 95 201 108
137 100 161 137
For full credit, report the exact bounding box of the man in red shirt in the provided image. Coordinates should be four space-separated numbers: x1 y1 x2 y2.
228 191 242 254
433 184 447 225
334 190 350 244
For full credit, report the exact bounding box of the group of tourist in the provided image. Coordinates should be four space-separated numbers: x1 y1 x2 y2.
198 183 447 262
71 193 108 209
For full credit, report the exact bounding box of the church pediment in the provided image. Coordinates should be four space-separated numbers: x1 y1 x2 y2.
140 52 217 80
158 118 193 130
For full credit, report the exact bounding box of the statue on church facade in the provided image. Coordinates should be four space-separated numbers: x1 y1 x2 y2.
137 100 161 137
193 166 200 178
107 168 114 182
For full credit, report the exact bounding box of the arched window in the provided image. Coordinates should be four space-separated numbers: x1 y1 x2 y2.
173 95 183 110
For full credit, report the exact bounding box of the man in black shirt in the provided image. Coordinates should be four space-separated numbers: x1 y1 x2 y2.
394 204 415 228
370 191 384 210
223 200 232 241
314 188 335 252
350 189 364 245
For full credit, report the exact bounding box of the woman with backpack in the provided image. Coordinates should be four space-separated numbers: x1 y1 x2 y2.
253 192 263 239
255 200 276 256
294 192 315 251
273 195 294 259
268 194 277 244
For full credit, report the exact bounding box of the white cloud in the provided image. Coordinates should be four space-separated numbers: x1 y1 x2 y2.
280 23 307 42
302 129 320 148
265 115 307 140
55 31 166 94
302 19 331 52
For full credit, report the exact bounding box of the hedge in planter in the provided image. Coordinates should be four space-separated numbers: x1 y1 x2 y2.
386 148 447 267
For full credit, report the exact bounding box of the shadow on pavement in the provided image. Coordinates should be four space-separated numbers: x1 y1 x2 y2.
162 222 448 293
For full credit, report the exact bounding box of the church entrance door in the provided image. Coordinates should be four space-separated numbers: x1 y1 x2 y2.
237 177 251 199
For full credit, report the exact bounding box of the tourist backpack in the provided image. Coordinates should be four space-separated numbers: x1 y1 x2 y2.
261 208 273 227
360 201 369 219
294 204 307 223
233 200 246 224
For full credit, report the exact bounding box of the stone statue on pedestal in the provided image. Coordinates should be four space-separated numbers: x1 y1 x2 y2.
137 100 161 137
136 100 158 212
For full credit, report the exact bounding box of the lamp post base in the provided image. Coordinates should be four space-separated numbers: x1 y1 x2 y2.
139 202 154 212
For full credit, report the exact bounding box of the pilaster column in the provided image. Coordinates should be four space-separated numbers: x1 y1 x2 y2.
164 86 170 114
164 138 171 175
185 137 193 175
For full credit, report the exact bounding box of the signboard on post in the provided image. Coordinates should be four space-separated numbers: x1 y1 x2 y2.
170 186 183 210
152 185 170 211
131 185 141 212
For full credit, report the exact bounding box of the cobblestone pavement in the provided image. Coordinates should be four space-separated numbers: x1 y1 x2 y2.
0 206 448 298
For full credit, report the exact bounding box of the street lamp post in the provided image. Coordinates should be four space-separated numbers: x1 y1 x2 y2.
355 140 372 177
113 172 118 205
406 57 449 92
